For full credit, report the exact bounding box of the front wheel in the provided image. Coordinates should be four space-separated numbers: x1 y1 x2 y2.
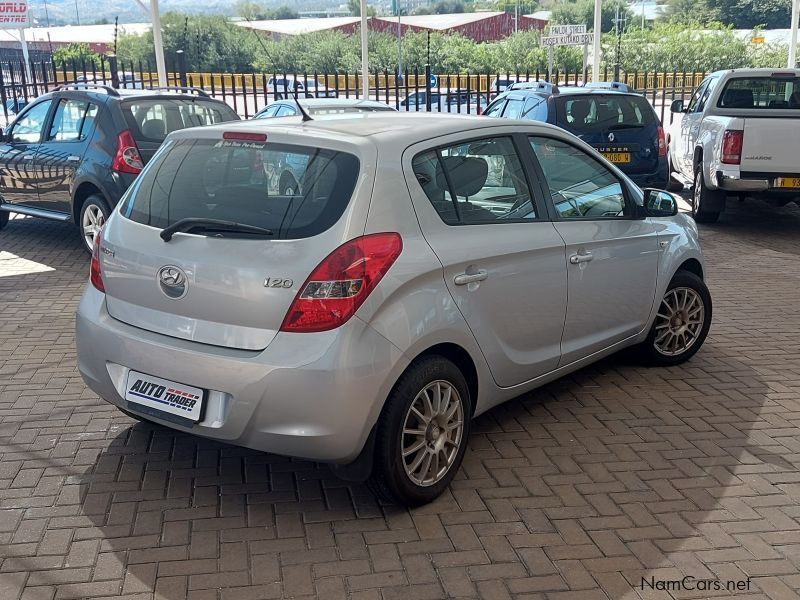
637 271 712 366
368 356 472 506
79 195 111 253
692 168 722 224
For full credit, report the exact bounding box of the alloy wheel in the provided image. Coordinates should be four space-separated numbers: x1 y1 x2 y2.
653 286 705 357
401 380 464 487
82 204 105 250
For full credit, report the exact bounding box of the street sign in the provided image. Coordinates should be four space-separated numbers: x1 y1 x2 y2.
429 73 437 88
542 33 594 47
0 1 29 28
549 24 586 36
751 36 765 44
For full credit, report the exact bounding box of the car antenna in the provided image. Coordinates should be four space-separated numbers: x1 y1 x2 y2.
292 87 314 122
236 17 313 122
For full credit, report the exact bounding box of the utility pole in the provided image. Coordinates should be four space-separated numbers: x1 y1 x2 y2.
612 6 626 81
790 0 799 67
591 0 601 82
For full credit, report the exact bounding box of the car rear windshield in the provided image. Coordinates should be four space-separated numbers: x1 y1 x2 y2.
717 76 800 109
120 138 360 239
121 99 238 143
554 94 656 132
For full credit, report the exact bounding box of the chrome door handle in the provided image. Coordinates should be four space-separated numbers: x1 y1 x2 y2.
569 252 594 264
22 154 33 160
67 155 81 162
454 270 488 285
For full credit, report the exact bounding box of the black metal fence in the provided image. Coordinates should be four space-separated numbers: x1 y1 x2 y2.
0 52 710 128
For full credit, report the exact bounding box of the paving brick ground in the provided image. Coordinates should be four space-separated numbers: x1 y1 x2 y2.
1 200 800 600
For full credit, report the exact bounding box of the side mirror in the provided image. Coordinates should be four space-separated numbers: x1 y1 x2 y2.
642 189 679 217
0 129 8 143
670 99 685 113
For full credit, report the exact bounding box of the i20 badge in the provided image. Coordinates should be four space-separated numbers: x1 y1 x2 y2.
158 265 188 300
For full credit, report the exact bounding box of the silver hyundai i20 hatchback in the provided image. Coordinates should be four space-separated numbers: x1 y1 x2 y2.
76 113 711 506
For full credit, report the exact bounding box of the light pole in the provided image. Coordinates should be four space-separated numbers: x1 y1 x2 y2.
790 0 799 67
360 0 368 98
592 0 601 82
150 0 167 87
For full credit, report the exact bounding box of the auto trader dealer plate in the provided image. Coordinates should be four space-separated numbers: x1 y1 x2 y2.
125 371 204 422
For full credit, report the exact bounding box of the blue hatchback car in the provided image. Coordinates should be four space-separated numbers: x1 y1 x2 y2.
483 83 669 189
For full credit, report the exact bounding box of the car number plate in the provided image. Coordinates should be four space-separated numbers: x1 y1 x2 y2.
125 371 204 422
602 152 631 164
775 177 800 189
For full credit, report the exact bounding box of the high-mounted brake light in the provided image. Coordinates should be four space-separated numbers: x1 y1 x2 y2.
111 130 144 174
223 132 267 142
90 229 105 293
657 126 667 157
721 129 743 165
280 233 403 333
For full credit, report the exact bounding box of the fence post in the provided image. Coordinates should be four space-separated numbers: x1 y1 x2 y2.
176 50 187 88
108 54 119 88
425 64 432 111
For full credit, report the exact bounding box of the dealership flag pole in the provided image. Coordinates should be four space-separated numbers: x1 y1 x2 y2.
360 0 369 98
790 0 799 67
592 0 602 82
150 0 167 87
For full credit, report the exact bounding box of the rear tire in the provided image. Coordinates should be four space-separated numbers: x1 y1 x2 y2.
0 210 8 231
78 194 111 254
692 168 722 224
636 270 712 367
368 356 472 506
666 153 684 192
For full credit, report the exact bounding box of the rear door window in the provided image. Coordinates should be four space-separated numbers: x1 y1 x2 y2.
122 99 238 143
717 76 800 109
121 138 360 239
555 94 656 132
47 99 98 141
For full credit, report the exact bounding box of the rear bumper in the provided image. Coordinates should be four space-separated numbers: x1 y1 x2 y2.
627 159 669 189
75 285 408 463
716 172 770 192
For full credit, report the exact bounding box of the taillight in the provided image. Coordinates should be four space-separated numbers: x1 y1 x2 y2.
657 126 667 157
90 229 105 292
112 130 144 174
280 233 403 333
721 129 743 165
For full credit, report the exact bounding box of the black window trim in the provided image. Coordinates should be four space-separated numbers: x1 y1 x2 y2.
523 133 638 223
412 133 548 227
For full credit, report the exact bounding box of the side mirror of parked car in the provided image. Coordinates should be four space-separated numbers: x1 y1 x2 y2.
641 189 679 217
0 130 7 143
670 99 685 113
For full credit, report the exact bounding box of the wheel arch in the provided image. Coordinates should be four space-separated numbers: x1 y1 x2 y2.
72 181 106 223
411 342 479 418
677 258 703 280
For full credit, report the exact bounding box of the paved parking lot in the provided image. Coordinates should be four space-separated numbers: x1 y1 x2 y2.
1 200 800 600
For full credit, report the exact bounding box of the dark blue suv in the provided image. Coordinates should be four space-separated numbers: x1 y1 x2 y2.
484 82 669 189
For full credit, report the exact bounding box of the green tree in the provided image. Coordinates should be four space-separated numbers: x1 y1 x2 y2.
551 0 631 32
348 0 377 16
271 6 299 19
52 43 100 66
233 0 270 20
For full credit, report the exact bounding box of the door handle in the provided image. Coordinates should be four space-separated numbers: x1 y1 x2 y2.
454 270 488 285
67 155 81 162
569 252 594 265
22 154 33 160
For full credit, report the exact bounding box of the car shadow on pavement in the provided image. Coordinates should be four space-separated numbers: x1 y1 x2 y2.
67 342 784 599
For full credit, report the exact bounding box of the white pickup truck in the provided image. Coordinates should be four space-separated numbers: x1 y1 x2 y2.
667 68 800 223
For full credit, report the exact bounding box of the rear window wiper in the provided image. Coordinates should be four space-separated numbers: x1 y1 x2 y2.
160 218 274 242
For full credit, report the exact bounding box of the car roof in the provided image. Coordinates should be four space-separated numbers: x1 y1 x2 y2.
708 68 800 78
279 98 392 109
174 112 564 147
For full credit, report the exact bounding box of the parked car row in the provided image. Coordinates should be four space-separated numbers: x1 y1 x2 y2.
2 79 722 506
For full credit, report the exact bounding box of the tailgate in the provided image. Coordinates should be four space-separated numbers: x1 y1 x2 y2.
100 132 369 351
740 119 800 173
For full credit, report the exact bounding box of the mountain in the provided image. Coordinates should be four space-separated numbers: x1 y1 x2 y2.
30 0 342 26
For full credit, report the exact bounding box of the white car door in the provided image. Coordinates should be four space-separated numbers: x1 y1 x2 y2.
529 136 659 366
407 133 568 387
679 77 718 176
